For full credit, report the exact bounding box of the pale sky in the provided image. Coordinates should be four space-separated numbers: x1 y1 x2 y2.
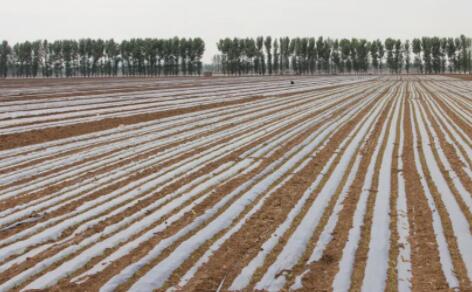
1 0 471 63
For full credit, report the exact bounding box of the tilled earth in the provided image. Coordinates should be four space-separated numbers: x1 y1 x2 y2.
0 75 470 291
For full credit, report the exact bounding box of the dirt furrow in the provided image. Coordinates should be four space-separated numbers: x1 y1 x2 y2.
0 76 469 292
173 86 390 292
410 96 471 290
0 81 376 290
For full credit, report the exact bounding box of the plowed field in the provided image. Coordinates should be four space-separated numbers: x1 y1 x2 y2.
0 75 470 291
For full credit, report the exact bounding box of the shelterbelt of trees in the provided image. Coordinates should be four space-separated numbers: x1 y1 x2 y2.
214 35 472 75
0 38 205 78
1 36 471 78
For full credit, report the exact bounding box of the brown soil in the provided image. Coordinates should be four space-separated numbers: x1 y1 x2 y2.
0 76 470 292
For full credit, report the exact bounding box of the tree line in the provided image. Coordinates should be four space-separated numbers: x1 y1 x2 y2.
0 38 205 78
2 36 471 78
214 35 472 75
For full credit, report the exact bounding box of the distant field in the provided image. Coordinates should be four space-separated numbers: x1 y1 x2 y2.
0 75 470 291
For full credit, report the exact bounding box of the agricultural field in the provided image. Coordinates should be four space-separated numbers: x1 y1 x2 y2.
0 75 470 292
